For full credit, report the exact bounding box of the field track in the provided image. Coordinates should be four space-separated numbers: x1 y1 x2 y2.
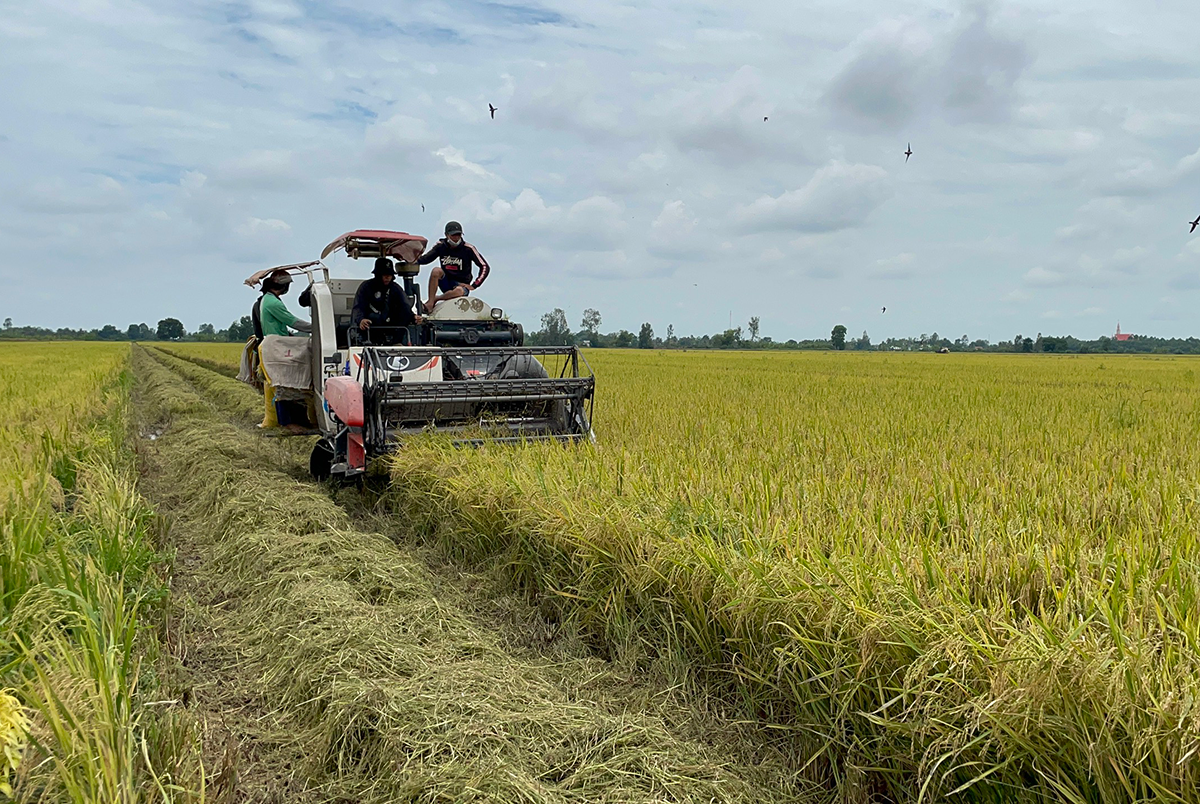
132 344 811 802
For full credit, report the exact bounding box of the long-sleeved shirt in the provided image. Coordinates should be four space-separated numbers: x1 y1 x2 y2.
351 278 417 327
417 238 490 289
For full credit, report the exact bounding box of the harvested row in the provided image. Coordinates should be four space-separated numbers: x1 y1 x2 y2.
133 345 812 802
152 343 240 379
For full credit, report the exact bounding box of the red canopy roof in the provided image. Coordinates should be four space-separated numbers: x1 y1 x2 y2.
320 230 428 263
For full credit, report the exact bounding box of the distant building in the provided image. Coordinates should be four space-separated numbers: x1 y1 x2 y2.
1114 323 1132 342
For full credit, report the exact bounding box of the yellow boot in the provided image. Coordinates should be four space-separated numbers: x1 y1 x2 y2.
258 346 279 428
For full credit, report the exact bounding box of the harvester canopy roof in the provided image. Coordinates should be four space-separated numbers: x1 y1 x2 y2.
243 261 320 288
321 230 428 264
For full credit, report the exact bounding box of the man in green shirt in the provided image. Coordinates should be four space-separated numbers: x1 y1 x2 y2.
252 270 311 432
254 271 310 338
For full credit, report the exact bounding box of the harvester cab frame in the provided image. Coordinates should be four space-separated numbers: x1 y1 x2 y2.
296 229 594 480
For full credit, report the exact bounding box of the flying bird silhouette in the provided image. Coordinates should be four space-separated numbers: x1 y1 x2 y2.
904 143 913 162
421 204 425 212
763 116 768 122
882 306 887 313
1190 214 1200 233
488 103 497 119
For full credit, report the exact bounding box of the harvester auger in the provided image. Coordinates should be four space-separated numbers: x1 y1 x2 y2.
297 230 594 480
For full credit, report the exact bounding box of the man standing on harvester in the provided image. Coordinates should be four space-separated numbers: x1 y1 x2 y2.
418 220 491 313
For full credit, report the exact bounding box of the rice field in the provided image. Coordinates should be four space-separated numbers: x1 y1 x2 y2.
17 339 1200 801
385 350 1200 801
0 342 194 800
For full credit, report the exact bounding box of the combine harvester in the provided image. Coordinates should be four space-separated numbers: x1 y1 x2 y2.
285 230 594 480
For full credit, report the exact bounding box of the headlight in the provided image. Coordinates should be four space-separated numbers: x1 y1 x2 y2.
490 308 504 320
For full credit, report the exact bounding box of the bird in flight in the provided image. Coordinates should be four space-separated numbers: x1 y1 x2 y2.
489 103 497 119
1190 214 1200 233
763 116 768 122
421 204 425 212
882 306 887 313
904 143 913 162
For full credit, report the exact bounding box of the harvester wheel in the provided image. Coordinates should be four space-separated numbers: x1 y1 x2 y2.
310 438 335 481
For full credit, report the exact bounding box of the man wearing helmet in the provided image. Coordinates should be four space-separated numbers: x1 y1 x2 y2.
351 256 423 344
417 221 491 313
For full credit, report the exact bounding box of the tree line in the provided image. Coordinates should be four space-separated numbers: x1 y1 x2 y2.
0 316 256 343
5 309 1197 356
525 310 1200 355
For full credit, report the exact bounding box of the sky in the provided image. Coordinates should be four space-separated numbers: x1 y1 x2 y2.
1 0 1199 343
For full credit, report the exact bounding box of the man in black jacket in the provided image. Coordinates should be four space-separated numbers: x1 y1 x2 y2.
418 220 491 313
352 257 422 344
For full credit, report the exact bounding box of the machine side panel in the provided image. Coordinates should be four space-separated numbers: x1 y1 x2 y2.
324 376 365 427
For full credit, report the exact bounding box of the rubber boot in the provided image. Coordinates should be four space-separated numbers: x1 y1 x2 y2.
258 345 279 428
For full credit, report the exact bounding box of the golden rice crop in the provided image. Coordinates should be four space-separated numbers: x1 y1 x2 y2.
0 342 129 500
0 342 191 800
384 350 1200 802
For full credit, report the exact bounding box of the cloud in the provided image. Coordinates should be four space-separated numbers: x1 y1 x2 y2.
868 252 918 279
457 188 628 254
362 114 498 187
658 66 802 165
647 200 701 258
212 150 303 191
1023 247 1149 288
826 2 1030 129
736 161 892 233
235 217 291 236
1092 145 1200 198
18 176 129 215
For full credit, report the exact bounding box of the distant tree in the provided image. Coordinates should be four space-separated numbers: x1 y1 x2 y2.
638 322 654 349
198 323 215 335
227 316 254 341
714 327 743 348
157 318 184 341
748 316 760 342
1022 337 1033 352
127 323 154 341
666 324 675 345
537 308 573 346
831 324 847 350
613 329 635 348
581 308 602 338
854 330 871 350
96 324 123 340
2 317 11 330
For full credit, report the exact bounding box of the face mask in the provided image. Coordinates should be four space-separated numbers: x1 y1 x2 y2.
448 236 462 246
